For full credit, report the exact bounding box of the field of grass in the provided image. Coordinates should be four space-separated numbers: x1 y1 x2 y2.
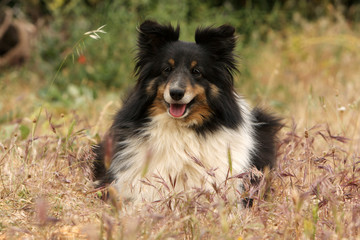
1 3 360 239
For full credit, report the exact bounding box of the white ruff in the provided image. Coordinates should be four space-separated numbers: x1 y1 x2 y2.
110 99 256 203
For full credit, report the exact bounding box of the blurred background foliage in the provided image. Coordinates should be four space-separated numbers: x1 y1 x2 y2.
1 0 360 105
2 2 360 237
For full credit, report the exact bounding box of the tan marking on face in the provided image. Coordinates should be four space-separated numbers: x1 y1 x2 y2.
210 83 220 98
149 84 167 116
146 79 156 95
190 61 197 69
168 58 175 67
183 84 212 126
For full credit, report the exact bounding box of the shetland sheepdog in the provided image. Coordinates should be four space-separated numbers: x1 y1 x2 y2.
92 20 281 204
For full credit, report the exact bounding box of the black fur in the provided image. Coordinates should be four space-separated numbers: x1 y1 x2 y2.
92 21 282 198
250 107 283 170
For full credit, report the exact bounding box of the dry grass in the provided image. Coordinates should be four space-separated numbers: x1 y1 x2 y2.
1 13 360 239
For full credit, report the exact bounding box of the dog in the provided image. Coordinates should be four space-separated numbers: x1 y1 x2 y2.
92 20 281 204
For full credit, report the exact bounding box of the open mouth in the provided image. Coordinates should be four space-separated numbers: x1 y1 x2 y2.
166 99 195 118
169 104 187 118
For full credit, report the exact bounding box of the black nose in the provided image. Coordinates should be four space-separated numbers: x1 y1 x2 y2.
170 88 185 101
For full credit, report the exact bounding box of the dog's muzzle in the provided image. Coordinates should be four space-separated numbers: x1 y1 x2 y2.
164 85 195 118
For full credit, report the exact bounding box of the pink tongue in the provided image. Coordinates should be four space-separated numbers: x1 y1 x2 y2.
169 104 186 117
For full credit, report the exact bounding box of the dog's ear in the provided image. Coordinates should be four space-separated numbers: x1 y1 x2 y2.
195 25 238 87
195 25 236 64
135 20 179 74
137 20 179 56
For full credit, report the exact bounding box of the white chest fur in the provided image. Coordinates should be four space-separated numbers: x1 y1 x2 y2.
110 100 256 203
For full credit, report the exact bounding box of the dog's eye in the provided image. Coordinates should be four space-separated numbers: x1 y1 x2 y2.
163 67 172 74
191 68 201 76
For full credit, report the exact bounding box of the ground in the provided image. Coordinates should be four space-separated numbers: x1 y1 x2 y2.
0 11 360 239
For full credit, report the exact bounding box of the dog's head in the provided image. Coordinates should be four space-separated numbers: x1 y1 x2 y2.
135 20 240 129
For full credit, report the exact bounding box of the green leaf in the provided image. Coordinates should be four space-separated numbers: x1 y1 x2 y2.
96 191 102 198
19 125 30 140
67 120 76 140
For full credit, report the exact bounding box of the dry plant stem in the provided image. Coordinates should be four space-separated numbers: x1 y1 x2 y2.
1 14 360 239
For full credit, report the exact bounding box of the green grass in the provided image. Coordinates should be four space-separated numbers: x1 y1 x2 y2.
1 2 360 239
